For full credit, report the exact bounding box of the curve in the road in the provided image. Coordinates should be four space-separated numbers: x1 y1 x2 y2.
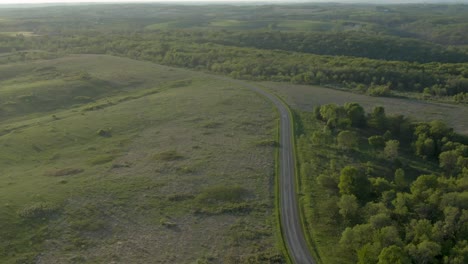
235 81 316 264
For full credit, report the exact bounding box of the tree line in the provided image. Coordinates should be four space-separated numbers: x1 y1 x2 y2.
3 31 466 101
297 103 467 263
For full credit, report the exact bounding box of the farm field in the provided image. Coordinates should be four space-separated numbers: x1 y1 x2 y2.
0 55 282 264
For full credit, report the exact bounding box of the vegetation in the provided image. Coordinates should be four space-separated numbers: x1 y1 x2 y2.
0 3 467 102
295 103 468 264
263 82 468 135
0 2 467 263
0 55 281 263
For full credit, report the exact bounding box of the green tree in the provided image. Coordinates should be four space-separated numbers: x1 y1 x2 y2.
377 245 411 264
429 120 452 140
394 168 407 189
319 104 339 122
371 177 393 196
446 240 468 264
358 243 381 264
338 194 360 223
384 140 400 160
337 130 358 150
368 135 385 149
368 106 387 130
415 134 436 159
439 150 459 175
406 240 441 264
344 102 366 127
339 166 371 201
340 224 374 262
383 130 392 141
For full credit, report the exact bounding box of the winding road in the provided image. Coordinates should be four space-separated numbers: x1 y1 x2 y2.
234 80 316 264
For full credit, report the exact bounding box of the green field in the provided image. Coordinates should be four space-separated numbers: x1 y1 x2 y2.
0 55 282 263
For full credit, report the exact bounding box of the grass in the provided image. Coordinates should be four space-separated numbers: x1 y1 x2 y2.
0 54 282 263
262 81 468 135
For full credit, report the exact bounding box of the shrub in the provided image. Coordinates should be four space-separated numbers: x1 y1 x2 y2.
255 139 279 147
154 150 183 161
97 129 112 137
18 202 58 219
367 85 391 97
196 186 249 204
45 168 84 176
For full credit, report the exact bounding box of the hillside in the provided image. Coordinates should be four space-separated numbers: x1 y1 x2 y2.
0 55 282 263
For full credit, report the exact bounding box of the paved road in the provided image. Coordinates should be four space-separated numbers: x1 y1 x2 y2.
234 81 316 264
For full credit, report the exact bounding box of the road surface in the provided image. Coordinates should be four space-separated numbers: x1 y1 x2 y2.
234 81 316 264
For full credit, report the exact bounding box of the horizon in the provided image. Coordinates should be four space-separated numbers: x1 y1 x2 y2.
1 0 468 5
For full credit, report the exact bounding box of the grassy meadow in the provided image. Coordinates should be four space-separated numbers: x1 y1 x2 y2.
0 55 282 263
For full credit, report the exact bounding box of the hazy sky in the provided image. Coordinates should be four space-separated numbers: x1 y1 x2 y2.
0 0 265 3
0 0 465 3
0 0 286 3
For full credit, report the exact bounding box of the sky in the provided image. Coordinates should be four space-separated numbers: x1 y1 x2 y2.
0 0 293 3
0 0 465 3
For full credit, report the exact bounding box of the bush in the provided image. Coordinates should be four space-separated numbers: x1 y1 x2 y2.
367 85 391 97
196 186 249 204
45 168 84 176
18 202 58 219
97 128 112 137
154 150 183 161
255 139 279 147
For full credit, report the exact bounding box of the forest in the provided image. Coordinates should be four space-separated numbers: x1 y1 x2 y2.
297 103 468 264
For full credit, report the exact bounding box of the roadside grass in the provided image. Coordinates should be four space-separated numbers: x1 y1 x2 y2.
262 81 468 135
0 55 282 263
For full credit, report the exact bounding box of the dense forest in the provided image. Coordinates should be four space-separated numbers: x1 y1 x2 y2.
297 103 468 264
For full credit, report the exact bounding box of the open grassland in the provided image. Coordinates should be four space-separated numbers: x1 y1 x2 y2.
0 54 197 123
262 82 468 135
0 55 282 263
